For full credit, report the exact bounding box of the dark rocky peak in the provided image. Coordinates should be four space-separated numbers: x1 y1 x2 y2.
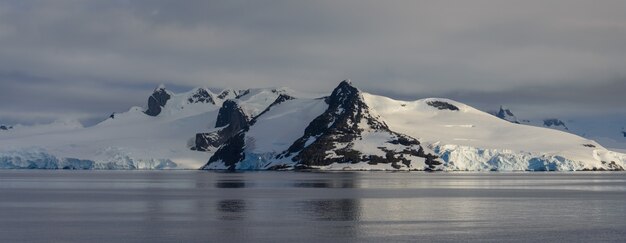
496 105 520 124
201 131 246 170
192 100 250 152
326 80 387 131
215 100 249 129
427 100 459 111
622 127 625 138
279 80 439 169
543 119 568 130
271 88 285 93
187 88 215 105
497 106 515 118
0 124 13 130
269 87 293 96
144 85 171 117
326 80 359 106
217 88 249 100
288 80 386 144
217 89 234 100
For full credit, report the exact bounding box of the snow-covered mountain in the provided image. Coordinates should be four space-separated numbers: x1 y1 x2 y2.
202 80 440 171
1 81 624 171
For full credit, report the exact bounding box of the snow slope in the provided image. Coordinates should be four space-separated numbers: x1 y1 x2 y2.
492 106 626 151
0 85 294 169
363 94 625 171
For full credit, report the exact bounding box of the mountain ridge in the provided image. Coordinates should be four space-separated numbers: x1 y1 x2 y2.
0 81 624 171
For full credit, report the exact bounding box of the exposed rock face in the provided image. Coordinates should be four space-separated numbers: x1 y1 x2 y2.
216 90 233 100
201 132 246 170
279 80 439 170
543 119 569 130
145 86 171 116
215 100 249 128
607 161 624 170
193 100 250 151
496 106 520 124
426 100 459 111
0 125 12 131
188 88 215 104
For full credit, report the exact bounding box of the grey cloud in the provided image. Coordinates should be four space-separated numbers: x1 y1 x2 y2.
436 78 626 119
0 0 625 125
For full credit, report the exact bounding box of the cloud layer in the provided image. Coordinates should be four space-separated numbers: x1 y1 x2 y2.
0 0 625 125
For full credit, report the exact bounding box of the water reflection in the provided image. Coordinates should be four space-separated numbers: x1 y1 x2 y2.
4 171 626 242
298 199 361 221
292 172 359 188
292 173 363 239
293 179 357 188
215 180 247 188
217 199 246 221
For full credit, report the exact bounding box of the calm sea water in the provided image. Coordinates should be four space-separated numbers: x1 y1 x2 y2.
1 171 625 243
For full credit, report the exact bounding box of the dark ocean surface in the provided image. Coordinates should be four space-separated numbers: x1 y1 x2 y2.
1 171 625 242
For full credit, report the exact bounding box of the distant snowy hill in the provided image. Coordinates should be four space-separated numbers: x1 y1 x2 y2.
1 81 624 171
495 106 522 124
494 106 569 131
492 106 625 151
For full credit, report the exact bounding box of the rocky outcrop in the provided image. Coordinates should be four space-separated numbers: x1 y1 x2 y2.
278 80 439 170
427 100 459 111
216 89 250 100
200 132 246 170
215 100 250 129
496 106 520 124
188 88 215 104
543 119 569 130
193 100 250 151
0 125 12 131
495 107 570 131
145 85 171 116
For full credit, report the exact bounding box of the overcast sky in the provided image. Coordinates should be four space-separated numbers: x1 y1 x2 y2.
1 0 625 126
